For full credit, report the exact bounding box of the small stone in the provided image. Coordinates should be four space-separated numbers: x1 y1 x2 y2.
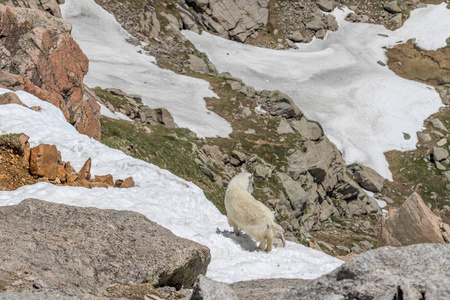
384 1 402 13
430 118 447 132
277 119 294 134
433 146 449 162
120 176 135 188
317 0 334 12
403 132 411 140
417 132 432 142
288 31 304 43
437 138 447 147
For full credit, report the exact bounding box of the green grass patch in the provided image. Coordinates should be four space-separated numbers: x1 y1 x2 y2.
93 87 129 110
100 117 227 213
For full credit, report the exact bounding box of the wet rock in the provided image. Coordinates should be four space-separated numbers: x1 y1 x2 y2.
0 199 211 295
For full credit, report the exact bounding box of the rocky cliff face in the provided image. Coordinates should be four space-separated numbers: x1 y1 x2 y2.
0 4 101 140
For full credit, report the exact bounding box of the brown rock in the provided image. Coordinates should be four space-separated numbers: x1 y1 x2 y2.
0 92 28 107
89 181 109 188
56 165 69 183
74 158 91 182
0 5 100 140
120 176 135 188
115 179 123 187
29 144 60 180
379 192 450 246
93 174 115 187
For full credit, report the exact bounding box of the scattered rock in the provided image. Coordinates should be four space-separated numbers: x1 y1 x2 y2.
155 108 178 128
379 193 450 246
316 0 334 12
349 163 385 193
281 244 450 299
0 199 211 295
432 146 449 162
0 92 29 108
430 118 447 132
290 119 323 141
287 31 304 43
417 132 432 142
277 119 294 134
187 55 209 73
384 1 402 13
29 144 60 180
120 176 135 188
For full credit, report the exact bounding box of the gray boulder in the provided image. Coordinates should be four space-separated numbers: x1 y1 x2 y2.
384 1 402 13
280 244 450 299
432 146 449 162
316 0 334 12
191 275 238 300
349 163 385 193
0 199 211 297
290 119 323 141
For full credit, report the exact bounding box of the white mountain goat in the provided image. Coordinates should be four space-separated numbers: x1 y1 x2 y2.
224 171 286 252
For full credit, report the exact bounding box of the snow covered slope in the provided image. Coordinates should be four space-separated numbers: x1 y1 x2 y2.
0 89 343 283
60 0 232 139
184 4 449 179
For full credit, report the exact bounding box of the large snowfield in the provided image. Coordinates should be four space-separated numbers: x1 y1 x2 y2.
0 89 343 282
0 0 449 285
184 4 450 179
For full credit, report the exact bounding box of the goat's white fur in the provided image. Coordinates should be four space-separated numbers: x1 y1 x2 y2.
224 171 286 252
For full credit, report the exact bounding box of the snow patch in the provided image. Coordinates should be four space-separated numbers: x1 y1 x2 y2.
183 4 448 179
60 0 232 138
0 88 343 283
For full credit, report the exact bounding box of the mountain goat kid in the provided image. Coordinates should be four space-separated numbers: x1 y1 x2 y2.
224 171 286 252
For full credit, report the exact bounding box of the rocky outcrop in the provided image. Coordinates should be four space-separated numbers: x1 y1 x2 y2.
349 163 385 193
280 243 450 299
379 193 450 246
182 0 270 42
0 199 210 297
2 0 64 18
0 133 134 190
0 5 101 140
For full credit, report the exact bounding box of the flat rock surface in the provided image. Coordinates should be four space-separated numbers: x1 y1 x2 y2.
0 199 210 297
279 243 450 299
